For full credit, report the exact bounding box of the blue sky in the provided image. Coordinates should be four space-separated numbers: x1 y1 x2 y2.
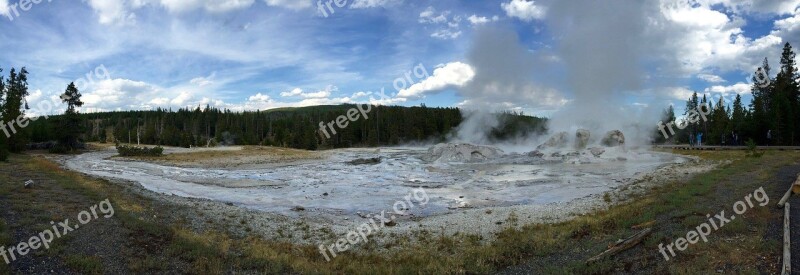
0 0 799 119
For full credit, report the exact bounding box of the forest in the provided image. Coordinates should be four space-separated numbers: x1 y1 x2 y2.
655 42 800 146
20 104 545 151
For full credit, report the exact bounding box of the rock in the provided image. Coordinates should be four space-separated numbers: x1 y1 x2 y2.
601 130 626 147
537 132 569 150
589 147 606 157
526 150 544 158
426 143 504 163
385 220 397 227
575 129 591 149
24 180 33 189
323 192 329 196
346 157 382 165
291 206 305 211
551 152 562 158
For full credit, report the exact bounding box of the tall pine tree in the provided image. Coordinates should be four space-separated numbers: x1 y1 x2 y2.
2 68 30 152
0 68 7 161
55 82 85 150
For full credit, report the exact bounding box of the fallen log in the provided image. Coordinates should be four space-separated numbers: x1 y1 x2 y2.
586 228 652 264
783 203 791 275
778 176 797 208
631 220 655 230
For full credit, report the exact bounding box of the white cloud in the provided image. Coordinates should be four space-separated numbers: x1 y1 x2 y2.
419 7 463 40
86 0 312 24
248 93 272 102
501 0 546 21
431 29 462 40
0 0 10 16
704 82 751 96
654 1 785 75
663 86 696 100
263 0 311 10
279 86 337 98
351 91 371 99
350 0 401 9
697 74 726 83
159 0 257 13
280 88 303 97
87 0 138 25
467 15 499 25
397 62 475 99
419 6 448 24
190 72 216 87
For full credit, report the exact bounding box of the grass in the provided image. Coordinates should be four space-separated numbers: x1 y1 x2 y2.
65 255 103 274
112 144 322 168
0 149 796 274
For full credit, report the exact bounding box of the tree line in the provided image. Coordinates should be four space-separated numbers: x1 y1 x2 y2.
656 42 799 146
25 104 546 151
0 67 31 160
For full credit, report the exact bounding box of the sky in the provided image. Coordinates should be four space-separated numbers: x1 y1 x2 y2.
0 0 799 119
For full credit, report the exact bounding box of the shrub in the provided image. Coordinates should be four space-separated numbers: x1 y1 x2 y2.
745 139 764 158
116 144 164 157
48 144 70 154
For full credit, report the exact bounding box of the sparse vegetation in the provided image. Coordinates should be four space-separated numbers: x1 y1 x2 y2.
115 143 164 157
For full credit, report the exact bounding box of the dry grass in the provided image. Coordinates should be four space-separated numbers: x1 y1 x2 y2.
119 145 324 168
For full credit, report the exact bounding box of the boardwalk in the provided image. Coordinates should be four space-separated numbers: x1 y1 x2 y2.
655 145 800 151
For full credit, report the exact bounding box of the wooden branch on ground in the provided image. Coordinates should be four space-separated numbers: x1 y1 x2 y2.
778 186 793 208
631 220 655 230
782 203 791 275
586 228 652 264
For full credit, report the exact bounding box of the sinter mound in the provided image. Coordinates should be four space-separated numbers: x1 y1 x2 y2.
427 143 504 163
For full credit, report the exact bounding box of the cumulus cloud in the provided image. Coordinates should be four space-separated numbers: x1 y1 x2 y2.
704 82 751 96
467 15 499 25
397 62 475 99
501 0 546 21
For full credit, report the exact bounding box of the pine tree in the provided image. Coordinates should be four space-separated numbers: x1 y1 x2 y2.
55 82 85 150
2 68 30 152
0 68 7 161
771 43 799 145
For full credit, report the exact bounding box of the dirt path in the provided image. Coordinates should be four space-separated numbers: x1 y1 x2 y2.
0 156 131 274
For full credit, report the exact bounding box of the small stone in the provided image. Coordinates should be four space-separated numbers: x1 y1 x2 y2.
385 220 397 227
291 206 306 211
